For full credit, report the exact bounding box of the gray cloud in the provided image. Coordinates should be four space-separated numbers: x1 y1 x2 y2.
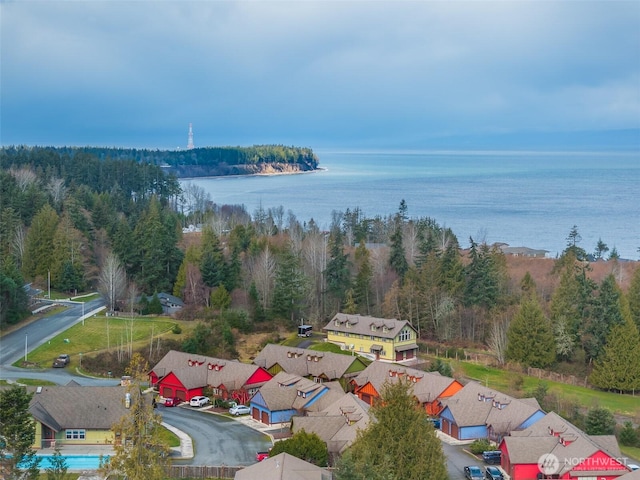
1 1 638 148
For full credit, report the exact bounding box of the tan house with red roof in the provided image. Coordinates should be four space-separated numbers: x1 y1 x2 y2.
350 360 463 415
149 350 272 405
323 313 418 362
500 411 632 479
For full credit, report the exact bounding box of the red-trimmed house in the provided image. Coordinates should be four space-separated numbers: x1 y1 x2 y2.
439 381 545 442
500 411 631 479
350 360 463 416
149 350 272 405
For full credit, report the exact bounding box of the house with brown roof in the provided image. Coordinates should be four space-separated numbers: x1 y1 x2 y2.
234 452 331 480
438 381 545 441
149 350 272 405
253 343 368 390
499 411 631 479
28 386 132 449
291 392 371 461
323 313 418 362
249 372 344 425
350 360 463 415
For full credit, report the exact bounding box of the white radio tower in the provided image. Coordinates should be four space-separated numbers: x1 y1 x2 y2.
187 123 195 150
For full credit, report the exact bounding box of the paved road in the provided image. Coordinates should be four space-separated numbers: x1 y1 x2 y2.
443 441 484 480
159 405 272 466
0 298 111 386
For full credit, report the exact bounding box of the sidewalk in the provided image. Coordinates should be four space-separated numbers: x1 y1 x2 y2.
162 421 194 459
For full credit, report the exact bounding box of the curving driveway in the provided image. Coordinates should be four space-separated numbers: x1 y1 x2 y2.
160 406 272 466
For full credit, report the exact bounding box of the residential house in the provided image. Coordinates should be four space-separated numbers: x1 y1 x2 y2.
350 360 463 415
249 372 345 425
149 350 272 405
28 386 132 449
500 411 631 479
323 313 418 362
439 381 545 441
291 393 371 462
253 343 368 390
234 452 331 480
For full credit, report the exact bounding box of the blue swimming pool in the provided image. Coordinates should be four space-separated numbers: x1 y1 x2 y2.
22 455 109 470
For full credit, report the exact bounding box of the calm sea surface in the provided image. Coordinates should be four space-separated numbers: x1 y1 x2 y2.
182 150 640 259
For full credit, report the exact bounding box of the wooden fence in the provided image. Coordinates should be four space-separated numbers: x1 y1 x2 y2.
165 465 244 479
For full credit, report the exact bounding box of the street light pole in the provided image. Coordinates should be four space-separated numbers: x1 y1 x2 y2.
25 334 28 362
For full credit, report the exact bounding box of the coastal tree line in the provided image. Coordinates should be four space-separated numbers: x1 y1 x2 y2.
1 147 639 394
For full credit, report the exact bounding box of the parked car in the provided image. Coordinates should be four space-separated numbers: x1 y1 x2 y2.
485 466 504 480
164 397 182 407
229 405 251 416
189 396 210 407
482 450 502 465
256 451 270 462
464 466 484 480
52 354 70 368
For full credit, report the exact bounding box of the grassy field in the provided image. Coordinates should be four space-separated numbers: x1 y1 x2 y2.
16 316 182 369
456 361 640 417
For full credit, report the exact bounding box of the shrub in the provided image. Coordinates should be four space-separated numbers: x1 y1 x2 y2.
469 439 495 455
171 324 182 334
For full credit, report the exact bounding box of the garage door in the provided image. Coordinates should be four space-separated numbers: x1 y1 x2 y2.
176 390 186 401
252 408 260 421
162 387 173 397
261 410 269 425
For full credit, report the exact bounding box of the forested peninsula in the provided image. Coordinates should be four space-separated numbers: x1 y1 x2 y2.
0 145 320 178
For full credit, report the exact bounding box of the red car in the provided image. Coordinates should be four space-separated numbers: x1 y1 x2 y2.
164 397 182 407
256 451 270 462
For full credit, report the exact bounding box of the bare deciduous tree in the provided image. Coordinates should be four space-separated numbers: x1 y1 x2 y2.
10 167 38 191
98 254 127 314
249 245 276 310
488 314 510 365
46 177 66 206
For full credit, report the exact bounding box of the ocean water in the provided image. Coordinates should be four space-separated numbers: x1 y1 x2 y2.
182 150 640 259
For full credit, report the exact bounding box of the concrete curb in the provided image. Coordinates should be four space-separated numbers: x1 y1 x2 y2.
162 421 194 460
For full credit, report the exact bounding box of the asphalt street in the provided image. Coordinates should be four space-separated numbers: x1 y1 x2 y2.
159 406 272 466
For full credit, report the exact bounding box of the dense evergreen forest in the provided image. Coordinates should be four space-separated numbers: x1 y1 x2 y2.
1 146 639 394
0 145 320 178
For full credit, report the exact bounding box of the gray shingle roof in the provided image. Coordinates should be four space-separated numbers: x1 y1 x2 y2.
234 452 331 480
257 372 330 412
503 411 627 476
440 381 541 429
253 344 364 380
28 386 134 432
150 350 268 390
352 360 458 404
322 313 416 340
292 393 371 454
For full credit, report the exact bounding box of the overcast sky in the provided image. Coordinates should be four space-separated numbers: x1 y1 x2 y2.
1 1 639 149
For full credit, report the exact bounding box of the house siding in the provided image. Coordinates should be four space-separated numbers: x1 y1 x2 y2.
459 425 488 440
519 410 546 430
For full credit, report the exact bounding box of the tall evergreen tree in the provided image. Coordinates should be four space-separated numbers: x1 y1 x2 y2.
199 226 226 288
0 260 30 329
627 267 640 332
506 297 556 368
336 379 448 480
22 204 59 280
353 239 373 314
589 316 640 393
324 229 351 314
584 274 625 362
389 211 408 280
0 385 40 479
272 244 307 323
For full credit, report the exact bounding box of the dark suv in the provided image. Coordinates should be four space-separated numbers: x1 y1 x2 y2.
52 354 70 368
485 466 503 480
482 450 502 465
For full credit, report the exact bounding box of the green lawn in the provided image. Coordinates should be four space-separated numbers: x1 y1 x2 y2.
16 316 178 368
456 361 640 417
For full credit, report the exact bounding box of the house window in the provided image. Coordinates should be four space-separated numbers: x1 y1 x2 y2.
370 336 375 341
65 429 86 440
398 329 411 342
370 324 377 332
